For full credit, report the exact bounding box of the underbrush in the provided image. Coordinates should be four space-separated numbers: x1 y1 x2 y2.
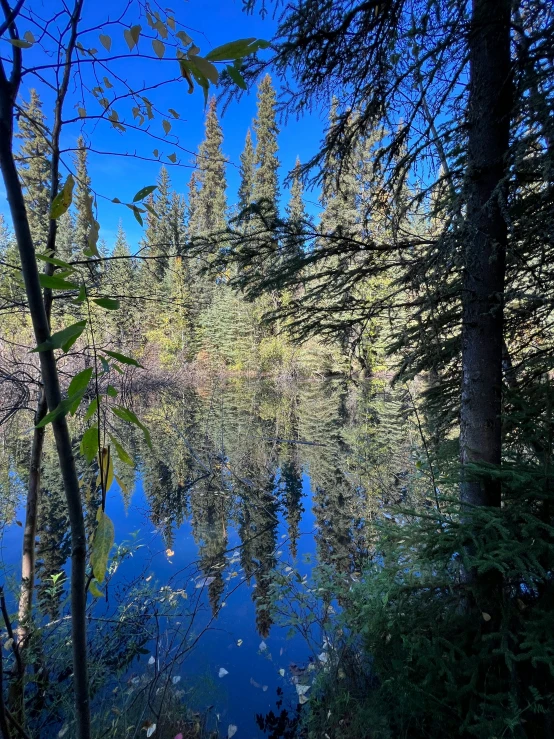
293 468 554 738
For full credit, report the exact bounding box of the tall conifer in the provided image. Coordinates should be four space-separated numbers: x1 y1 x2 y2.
15 89 51 249
253 75 280 218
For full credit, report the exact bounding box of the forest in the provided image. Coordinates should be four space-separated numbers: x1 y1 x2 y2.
0 0 553 738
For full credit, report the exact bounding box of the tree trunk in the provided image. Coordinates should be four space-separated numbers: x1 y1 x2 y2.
460 0 512 509
0 90 91 739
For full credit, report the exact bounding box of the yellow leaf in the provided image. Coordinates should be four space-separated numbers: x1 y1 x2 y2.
482 612 491 622
152 39 165 59
96 447 114 492
166 548 174 558
89 579 104 598
50 175 75 220
91 509 115 583
124 25 141 50
78 107 86 118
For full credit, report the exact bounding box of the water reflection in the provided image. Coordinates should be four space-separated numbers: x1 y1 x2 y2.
0 378 417 735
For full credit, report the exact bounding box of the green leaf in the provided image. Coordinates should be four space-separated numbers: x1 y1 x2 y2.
227 65 247 90
113 406 152 449
31 320 87 353
89 579 104 598
36 392 85 428
36 253 74 270
93 298 120 310
103 350 143 368
106 385 118 398
68 367 93 397
109 434 134 466
83 397 99 422
38 274 79 291
188 55 219 84
131 205 143 226
80 425 99 463
72 284 86 305
205 38 256 61
133 185 156 202
50 175 75 219
91 508 115 583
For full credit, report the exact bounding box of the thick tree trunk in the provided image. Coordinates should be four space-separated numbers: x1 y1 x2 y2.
0 91 91 739
460 0 512 509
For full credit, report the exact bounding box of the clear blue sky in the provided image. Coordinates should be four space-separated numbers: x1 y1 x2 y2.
2 0 327 251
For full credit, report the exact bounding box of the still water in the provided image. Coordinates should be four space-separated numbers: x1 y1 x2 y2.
0 379 413 737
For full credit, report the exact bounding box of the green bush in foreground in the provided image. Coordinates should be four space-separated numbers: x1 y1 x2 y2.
303 469 554 738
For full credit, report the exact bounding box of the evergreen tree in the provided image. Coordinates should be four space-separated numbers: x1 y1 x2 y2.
284 156 307 259
15 89 51 250
104 222 136 346
74 137 91 260
187 97 227 238
252 75 280 219
141 166 173 279
238 128 256 213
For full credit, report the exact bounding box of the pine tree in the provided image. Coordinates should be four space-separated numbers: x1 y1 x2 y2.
253 75 280 219
15 89 51 250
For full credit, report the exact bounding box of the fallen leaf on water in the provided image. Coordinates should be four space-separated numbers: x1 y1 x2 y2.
172 675 181 684
318 652 328 663
236 639 243 647
219 668 229 678
145 575 152 582
58 726 68 737
299 694 309 705
228 726 238 738
196 576 215 588
296 684 310 696
166 549 174 557
148 656 155 665
263 685 268 692
259 641 267 652
482 612 492 622
142 720 156 737
279 669 285 677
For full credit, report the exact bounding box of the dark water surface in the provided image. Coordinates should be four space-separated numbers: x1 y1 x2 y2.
0 379 413 737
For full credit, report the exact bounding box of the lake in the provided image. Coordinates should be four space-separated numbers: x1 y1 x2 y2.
0 378 415 738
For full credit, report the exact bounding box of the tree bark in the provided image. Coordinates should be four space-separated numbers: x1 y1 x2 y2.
0 80 91 739
460 0 512 509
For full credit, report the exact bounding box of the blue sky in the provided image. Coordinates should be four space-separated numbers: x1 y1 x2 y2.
2 0 327 252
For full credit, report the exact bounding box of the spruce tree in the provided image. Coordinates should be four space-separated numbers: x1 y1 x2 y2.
15 89 51 250
252 75 280 218
238 128 256 213
141 166 173 279
284 156 307 259
187 97 227 238
74 137 91 260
